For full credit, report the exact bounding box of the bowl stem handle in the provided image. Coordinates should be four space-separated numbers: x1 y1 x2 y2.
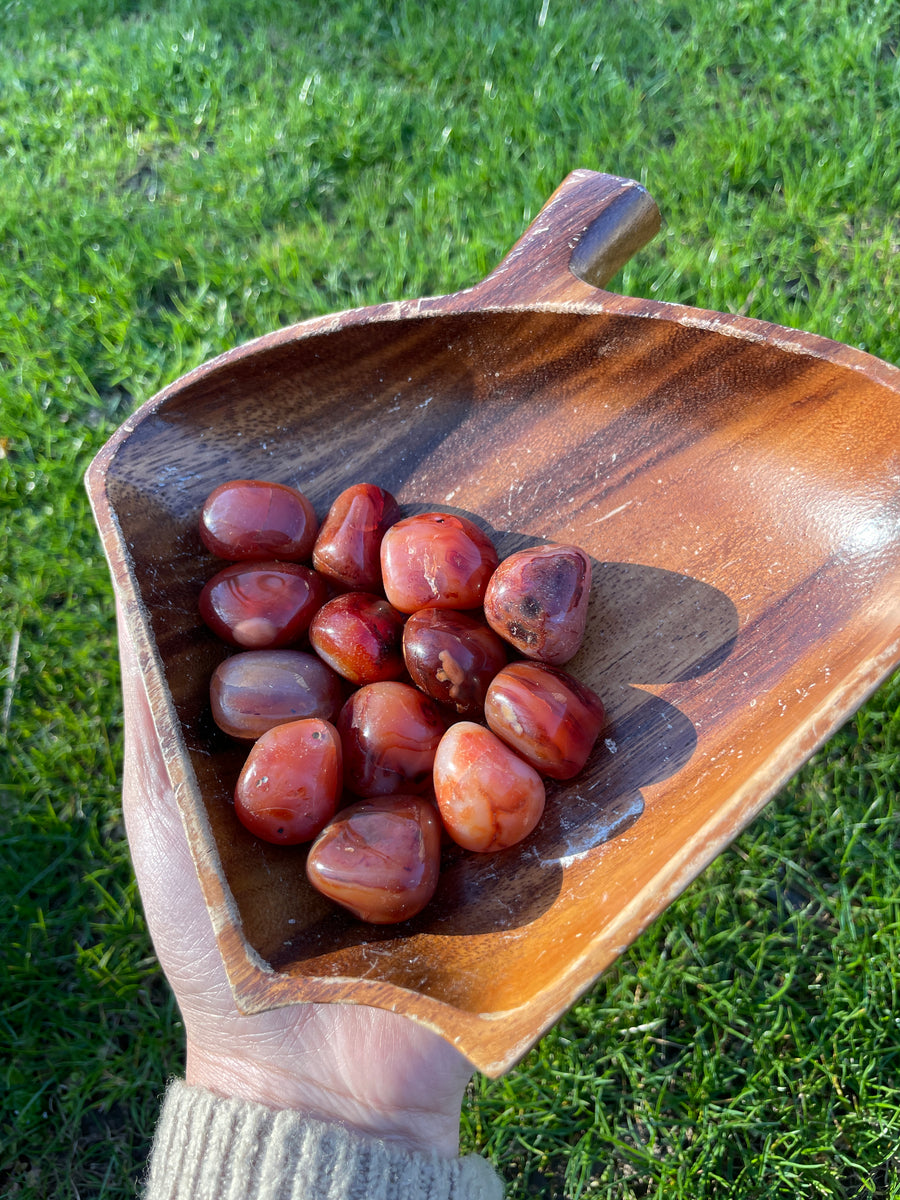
467 169 661 306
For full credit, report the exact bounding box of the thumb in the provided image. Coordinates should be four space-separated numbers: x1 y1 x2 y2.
116 600 227 1001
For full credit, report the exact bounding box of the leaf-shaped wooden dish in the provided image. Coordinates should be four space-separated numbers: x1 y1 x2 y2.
86 170 900 1077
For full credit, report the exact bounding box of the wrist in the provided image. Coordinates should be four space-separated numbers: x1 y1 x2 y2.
185 1039 464 1156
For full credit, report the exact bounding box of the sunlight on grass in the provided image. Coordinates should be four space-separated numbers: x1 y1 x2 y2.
2 0 898 1195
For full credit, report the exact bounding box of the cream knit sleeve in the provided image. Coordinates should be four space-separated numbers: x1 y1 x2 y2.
142 1080 505 1200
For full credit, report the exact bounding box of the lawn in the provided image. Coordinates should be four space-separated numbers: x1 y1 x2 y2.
2 0 899 1196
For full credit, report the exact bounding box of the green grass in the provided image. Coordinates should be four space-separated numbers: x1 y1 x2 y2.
466 681 900 1197
2 0 899 1195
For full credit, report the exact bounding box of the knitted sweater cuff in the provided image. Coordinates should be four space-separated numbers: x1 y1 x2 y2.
143 1080 505 1200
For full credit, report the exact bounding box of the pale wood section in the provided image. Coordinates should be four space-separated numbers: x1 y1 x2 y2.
86 170 900 1077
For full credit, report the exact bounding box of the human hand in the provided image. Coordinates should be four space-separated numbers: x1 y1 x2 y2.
117 604 474 1156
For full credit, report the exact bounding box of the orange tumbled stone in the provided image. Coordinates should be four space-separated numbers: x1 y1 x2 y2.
309 592 406 685
380 512 499 614
337 681 447 798
433 722 545 853
199 479 318 561
484 661 605 780
234 719 342 845
306 794 442 924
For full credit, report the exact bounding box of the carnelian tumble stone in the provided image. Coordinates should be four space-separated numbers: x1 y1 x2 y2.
309 592 406 686
402 608 508 717
234 719 342 845
210 649 343 740
484 660 605 780
337 681 447 798
483 544 591 665
199 479 318 561
312 483 402 593
306 794 442 924
433 722 545 853
199 561 328 649
380 512 499 613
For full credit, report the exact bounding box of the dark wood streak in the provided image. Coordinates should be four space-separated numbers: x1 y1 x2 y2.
86 169 900 1077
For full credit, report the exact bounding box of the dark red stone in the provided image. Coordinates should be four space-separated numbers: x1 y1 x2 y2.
309 592 406 685
483 544 591 665
484 660 605 779
402 608 508 716
337 681 447 797
199 479 318 561
306 794 441 923
312 483 401 593
199 561 327 648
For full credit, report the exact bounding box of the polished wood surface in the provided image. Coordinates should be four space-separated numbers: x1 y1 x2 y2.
86 170 900 1076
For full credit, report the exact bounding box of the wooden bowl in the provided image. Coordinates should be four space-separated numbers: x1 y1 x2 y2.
85 170 900 1077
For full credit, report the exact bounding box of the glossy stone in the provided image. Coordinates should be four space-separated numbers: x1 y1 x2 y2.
210 649 344 740
312 483 402 592
483 544 591 665
380 512 499 614
402 608 508 716
309 592 406 685
433 722 545 853
199 561 328 649
337 681 447 797
199 479 319 561
484 661 605 780
306 794 442 924
234 719 342 844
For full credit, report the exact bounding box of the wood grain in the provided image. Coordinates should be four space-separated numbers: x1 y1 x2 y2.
86 170 900 1076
